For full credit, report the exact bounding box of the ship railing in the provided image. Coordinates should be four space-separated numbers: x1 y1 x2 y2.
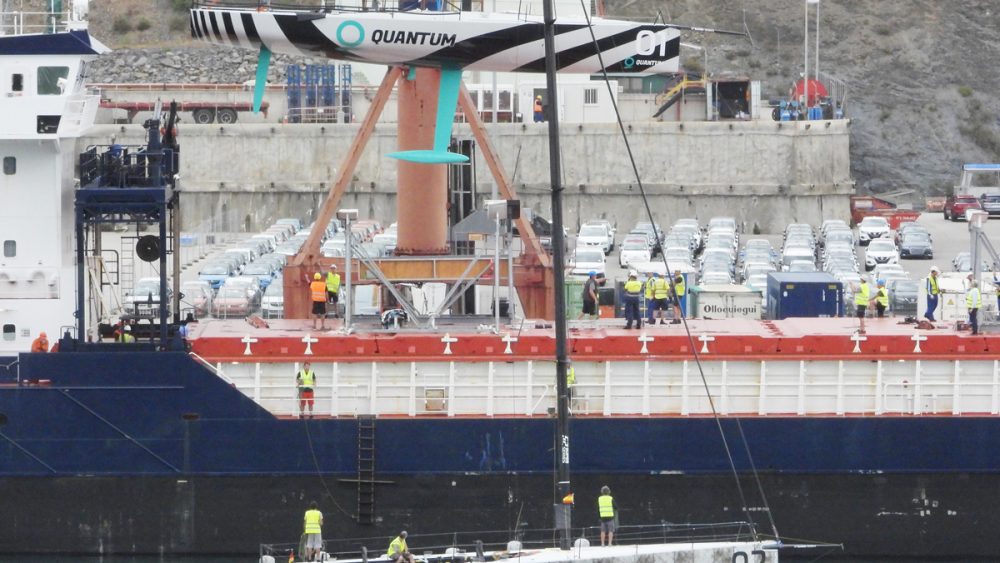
259 522 759 561
0 10 67 35
189 351 237 385
222 358 1000 418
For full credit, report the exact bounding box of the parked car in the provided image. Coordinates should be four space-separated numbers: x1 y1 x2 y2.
899 232 933 259
864 239 900 271
857 216 890 245
180 280 214 318
261 281 285 319
583 219 617 251
576 223 612 255
980 194 1000 216
888 279 919 316
241 262 278 289
569 248 607 277
198 262 236 290
618 237 651 268
124 277 173 317
212 286 253 318
944 195 982 221
274 217 302 232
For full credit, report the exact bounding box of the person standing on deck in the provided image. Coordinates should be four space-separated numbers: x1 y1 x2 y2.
303 501 324 562
577 272 599 321
326 265 341 317
623 271 642 329
873 280 889 318
967 279 983 336
598 485 617 546
387 531 415 563
652 272 670 324
297 362 316 419
310 272 328 330
854 276 870 334
533 95 544 122
925 266 941 322
670 270 686 324
644 273 656 324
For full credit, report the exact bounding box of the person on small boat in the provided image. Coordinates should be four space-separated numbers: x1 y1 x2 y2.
598 485 617 546
303 501 324 562
387 530 414 563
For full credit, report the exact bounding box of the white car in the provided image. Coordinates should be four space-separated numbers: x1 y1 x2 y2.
570 248 607 277
583 220 616 251
618 238 651 267
576 224 612 255
857 216 890 245
865 239 900 271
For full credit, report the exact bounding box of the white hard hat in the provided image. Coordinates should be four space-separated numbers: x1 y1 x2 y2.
930 266 940 273
123 325 131 332
629 270 637 277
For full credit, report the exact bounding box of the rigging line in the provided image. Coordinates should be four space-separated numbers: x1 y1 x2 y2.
575 1 771 543
302 415 356 520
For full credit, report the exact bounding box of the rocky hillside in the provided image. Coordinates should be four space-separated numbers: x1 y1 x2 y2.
79 0 1000 197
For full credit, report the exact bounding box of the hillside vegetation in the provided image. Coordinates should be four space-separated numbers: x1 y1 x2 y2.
80 0 1000 196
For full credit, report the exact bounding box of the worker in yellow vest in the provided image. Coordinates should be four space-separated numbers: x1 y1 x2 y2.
326 265 341 317
644 274 657 324
623 271 643 329
303 501 324 562
310 272 328 330
874 279 889 318
925 266 941 322
387 530 415 563
598 485 617 546
854 277 871 333
967 279 983 336
297 362 316 418
652 273 671 324
670 270 686 324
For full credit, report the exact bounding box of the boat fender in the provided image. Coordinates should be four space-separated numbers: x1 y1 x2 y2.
573 538 590 549
506 540 522 554
259 556 275 563
319 552 331 561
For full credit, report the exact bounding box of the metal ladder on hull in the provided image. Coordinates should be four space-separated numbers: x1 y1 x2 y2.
357 415 375 525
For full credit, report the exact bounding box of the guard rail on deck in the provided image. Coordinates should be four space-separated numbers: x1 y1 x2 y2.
211 357 1000 418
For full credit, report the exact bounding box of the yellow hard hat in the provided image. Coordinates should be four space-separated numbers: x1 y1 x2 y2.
314 273 321 280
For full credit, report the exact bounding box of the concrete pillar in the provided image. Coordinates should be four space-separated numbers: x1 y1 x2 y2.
395 68 449 255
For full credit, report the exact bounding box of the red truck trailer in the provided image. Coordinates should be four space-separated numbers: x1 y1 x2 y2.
850 195 921 230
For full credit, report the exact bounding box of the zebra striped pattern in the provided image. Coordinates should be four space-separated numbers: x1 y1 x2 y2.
190 8 680 75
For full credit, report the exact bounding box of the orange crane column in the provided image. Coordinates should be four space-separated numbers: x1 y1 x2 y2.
395 68 449 256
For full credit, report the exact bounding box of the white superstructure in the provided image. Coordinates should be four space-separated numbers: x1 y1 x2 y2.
0 3 106 352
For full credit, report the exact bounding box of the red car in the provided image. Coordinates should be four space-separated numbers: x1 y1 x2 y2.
943 194 982 221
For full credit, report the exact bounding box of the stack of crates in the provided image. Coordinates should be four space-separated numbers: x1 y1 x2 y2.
286 64 352 123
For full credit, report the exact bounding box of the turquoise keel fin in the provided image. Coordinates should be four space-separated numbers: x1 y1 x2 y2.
252 46 272 114
388 67 470 164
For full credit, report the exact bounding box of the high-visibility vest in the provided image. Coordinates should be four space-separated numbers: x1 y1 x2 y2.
855 283 870 306
598 494 614 518
298 369 315 388
673 277 686 297
387 536 408 557
310 280 327 302
118 333 135 343
927 276 939 296
877 287 889 307
304 509 322 533
624 279 642 295
653 278 669 299
567 366 576 386
967 287 982 309
326 272 341 292
644 278 655 299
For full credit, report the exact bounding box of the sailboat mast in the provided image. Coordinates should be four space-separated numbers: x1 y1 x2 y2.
541 0 572 551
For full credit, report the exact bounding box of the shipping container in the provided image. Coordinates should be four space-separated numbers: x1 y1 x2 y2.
690 284 764 320
767 272 844 319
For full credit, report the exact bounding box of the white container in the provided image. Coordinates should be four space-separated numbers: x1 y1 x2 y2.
690 284 764 320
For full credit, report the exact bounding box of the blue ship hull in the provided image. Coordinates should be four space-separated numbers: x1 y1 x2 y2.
0 352 997 556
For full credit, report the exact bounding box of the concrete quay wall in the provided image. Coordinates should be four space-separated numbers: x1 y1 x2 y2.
80 120 853 234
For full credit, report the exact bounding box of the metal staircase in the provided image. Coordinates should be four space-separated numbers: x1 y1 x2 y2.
356 415 376 525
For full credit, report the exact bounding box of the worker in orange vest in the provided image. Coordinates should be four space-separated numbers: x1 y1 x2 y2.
533 95 544 122
310 273 328 330
30 332 49 353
